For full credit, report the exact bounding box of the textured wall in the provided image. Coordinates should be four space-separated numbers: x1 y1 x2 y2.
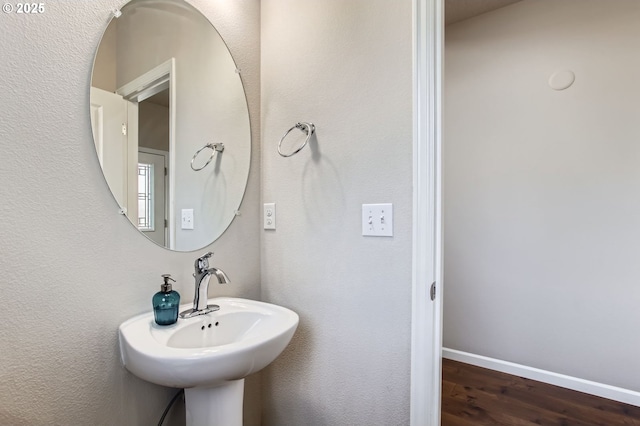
260 0 414 424
444 0 640 390
0 1 260 424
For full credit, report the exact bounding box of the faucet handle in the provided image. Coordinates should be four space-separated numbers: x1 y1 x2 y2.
195 252 214 272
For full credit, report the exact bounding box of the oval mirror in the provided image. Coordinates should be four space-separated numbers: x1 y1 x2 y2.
90 0 251 252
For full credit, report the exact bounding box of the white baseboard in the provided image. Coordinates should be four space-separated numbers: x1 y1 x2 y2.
442 348 640 407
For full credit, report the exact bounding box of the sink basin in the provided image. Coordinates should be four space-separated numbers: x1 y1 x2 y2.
118 297 298 426
119 297 299 388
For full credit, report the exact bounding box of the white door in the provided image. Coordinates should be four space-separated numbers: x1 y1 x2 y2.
138 151 167 246
90 87 128 211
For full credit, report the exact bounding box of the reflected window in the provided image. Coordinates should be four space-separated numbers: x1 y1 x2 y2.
138 163 154 231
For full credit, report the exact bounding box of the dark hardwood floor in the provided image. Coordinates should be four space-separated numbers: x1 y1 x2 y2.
442 358 640 425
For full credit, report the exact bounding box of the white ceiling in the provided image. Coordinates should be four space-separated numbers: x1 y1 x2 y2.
445 0 522 25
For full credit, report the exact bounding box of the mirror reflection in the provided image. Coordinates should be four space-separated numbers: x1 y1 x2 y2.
90 0 251 251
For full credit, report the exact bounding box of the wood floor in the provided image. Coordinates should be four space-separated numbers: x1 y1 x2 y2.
441 358 640 425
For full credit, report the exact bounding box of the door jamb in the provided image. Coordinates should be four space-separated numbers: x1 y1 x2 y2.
411 0 443 424
117 58 176 249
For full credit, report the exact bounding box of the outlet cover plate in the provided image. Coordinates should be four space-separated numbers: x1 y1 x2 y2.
264 203 276 230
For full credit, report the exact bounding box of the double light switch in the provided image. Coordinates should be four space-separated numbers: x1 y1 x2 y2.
362 203 393 237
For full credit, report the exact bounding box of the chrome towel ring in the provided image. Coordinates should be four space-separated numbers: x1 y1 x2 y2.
191 143 224 171
278 122 315 157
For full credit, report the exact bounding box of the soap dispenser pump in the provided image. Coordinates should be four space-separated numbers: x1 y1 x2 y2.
153 274 180 326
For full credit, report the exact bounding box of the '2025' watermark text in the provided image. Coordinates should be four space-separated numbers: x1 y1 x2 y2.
3 3 45 14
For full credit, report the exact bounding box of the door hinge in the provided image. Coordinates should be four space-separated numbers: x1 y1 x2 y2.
121 123 127 136
430 282 436 301
164 167 168 176
164 219 168 228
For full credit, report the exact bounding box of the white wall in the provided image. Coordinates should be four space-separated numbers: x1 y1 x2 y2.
260 0 414 424
444 0 640 390
0 1 261 424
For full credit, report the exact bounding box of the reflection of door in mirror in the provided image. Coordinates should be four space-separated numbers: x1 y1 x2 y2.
90 87 130 213
138 150 167 246
117 59 176 248
91 78 172 248
138 88 170 247
92 56 176 248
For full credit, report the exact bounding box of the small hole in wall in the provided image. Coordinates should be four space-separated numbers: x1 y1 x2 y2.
208 324 212 328
215 322 219 326
201 325 205 330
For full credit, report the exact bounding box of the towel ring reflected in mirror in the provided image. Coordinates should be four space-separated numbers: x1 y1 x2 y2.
191 143 225 171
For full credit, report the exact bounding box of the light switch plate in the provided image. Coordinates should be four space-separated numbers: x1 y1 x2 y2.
264 203 276 230
362 203 393 237
181 209 194 230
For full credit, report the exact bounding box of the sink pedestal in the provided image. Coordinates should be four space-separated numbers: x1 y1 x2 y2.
119 297 299 425
184 380 244 426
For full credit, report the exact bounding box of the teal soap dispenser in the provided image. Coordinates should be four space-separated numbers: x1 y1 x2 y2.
153 274 180 326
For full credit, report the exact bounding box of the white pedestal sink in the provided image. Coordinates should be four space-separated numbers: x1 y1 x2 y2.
118 297 299 426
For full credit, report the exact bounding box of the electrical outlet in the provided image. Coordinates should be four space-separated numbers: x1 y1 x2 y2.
264 203 276 230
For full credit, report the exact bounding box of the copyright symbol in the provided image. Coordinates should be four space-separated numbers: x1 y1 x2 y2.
2 3 13 13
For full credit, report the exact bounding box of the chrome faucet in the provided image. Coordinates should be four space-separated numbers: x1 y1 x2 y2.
180 252 230 319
